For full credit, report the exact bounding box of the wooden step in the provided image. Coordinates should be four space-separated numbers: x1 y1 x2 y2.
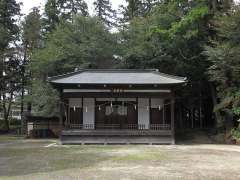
61 135 174 145
61 129 172 136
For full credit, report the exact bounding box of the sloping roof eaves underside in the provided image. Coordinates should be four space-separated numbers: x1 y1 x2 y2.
49 69 187 85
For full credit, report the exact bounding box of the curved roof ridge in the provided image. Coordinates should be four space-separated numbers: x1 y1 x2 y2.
153 71 187 81
48 69 157 81
48 69 85 81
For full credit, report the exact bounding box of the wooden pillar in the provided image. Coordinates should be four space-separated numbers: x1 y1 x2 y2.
163 103 165 125
191 108 194 129
59 89 64 128
64 99 69 127
171 98 175 145
138 98 150 129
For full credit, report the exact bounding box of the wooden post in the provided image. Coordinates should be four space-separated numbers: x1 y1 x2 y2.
171 98 175 145
67 101 70 128
59 102 63 128
163 103 165 125
59 89 63 129
191 108 194 129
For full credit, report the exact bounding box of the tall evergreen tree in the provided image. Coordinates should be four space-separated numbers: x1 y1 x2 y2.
140 0 159 16
209 0 233 12
94 0 116 27
20 7 42 123
22 8 42 53
0 0 21 50
119 0 235 129
120 0 157 22
59 0 88 21
205 5 240 128
44 0 89 31
32 16 117 77
123 0 143 21
44 0 60 32
0 0 21 131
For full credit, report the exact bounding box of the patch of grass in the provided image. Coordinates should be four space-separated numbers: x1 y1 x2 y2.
50 152 107 170
0 145 112 177
1 140 240 180
112 151 168 162
83 145 127 151
0 143 169 177
0 135 24 141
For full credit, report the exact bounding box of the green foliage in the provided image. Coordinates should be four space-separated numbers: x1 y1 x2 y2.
26 81 60 117
152 5 209 39
9 119 21 129
31 16 117 77
0 0 21 130
119 16 174 71
44 0 60 32
121 0 211 81
233 107 240 117
59 0 89 20
171 6 208 37
213 96 233 112
151 1 210 48
2 0 237 129
44 0 89 32
94 0 116 27
0 0 21 50
122 0 157 21
124 0 143 20
0 120 5 130
21 7 43 91
231 126 240 140
22 8 42 51
205 7 240 116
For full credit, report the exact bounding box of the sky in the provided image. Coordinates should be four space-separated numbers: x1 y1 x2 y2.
16 0 240 16
17 0 127 16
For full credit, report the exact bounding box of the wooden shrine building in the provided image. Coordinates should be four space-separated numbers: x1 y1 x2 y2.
49 69 186 144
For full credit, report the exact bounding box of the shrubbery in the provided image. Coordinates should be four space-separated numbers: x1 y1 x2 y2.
231 125 240 140
0 119 21 131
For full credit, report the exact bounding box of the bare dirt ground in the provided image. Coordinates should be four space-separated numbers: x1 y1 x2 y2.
0 135 240 180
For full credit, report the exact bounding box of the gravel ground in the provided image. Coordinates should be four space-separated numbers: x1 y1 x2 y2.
0 135 240 180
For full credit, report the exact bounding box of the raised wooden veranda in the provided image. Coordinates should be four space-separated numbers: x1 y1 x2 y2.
61 124 174 145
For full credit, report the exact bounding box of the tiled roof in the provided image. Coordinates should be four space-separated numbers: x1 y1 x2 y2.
49 69 186 85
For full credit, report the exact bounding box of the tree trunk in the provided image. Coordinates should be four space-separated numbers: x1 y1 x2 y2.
2 93 13 132
21 47 26 118
3 116 9 132
2 95 8 131
225 111 234 143
21 46 27 134
209 0 217 11
209 82 224 129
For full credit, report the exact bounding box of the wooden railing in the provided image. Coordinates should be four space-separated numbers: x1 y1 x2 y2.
28 122 60 129
150 124 170 130
69 124 94 129
66 123 171 130
96 124 120 129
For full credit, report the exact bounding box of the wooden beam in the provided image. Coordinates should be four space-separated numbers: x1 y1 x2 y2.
171 98 175 145
62 92 172 99
59 89 64 128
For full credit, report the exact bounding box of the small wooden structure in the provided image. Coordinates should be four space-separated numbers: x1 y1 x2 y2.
27 116 61 138
49 69 186 144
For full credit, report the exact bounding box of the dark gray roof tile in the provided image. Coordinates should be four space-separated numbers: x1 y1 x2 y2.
49 69 186 85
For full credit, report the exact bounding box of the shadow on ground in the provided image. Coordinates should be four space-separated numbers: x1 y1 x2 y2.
175 129 228 145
